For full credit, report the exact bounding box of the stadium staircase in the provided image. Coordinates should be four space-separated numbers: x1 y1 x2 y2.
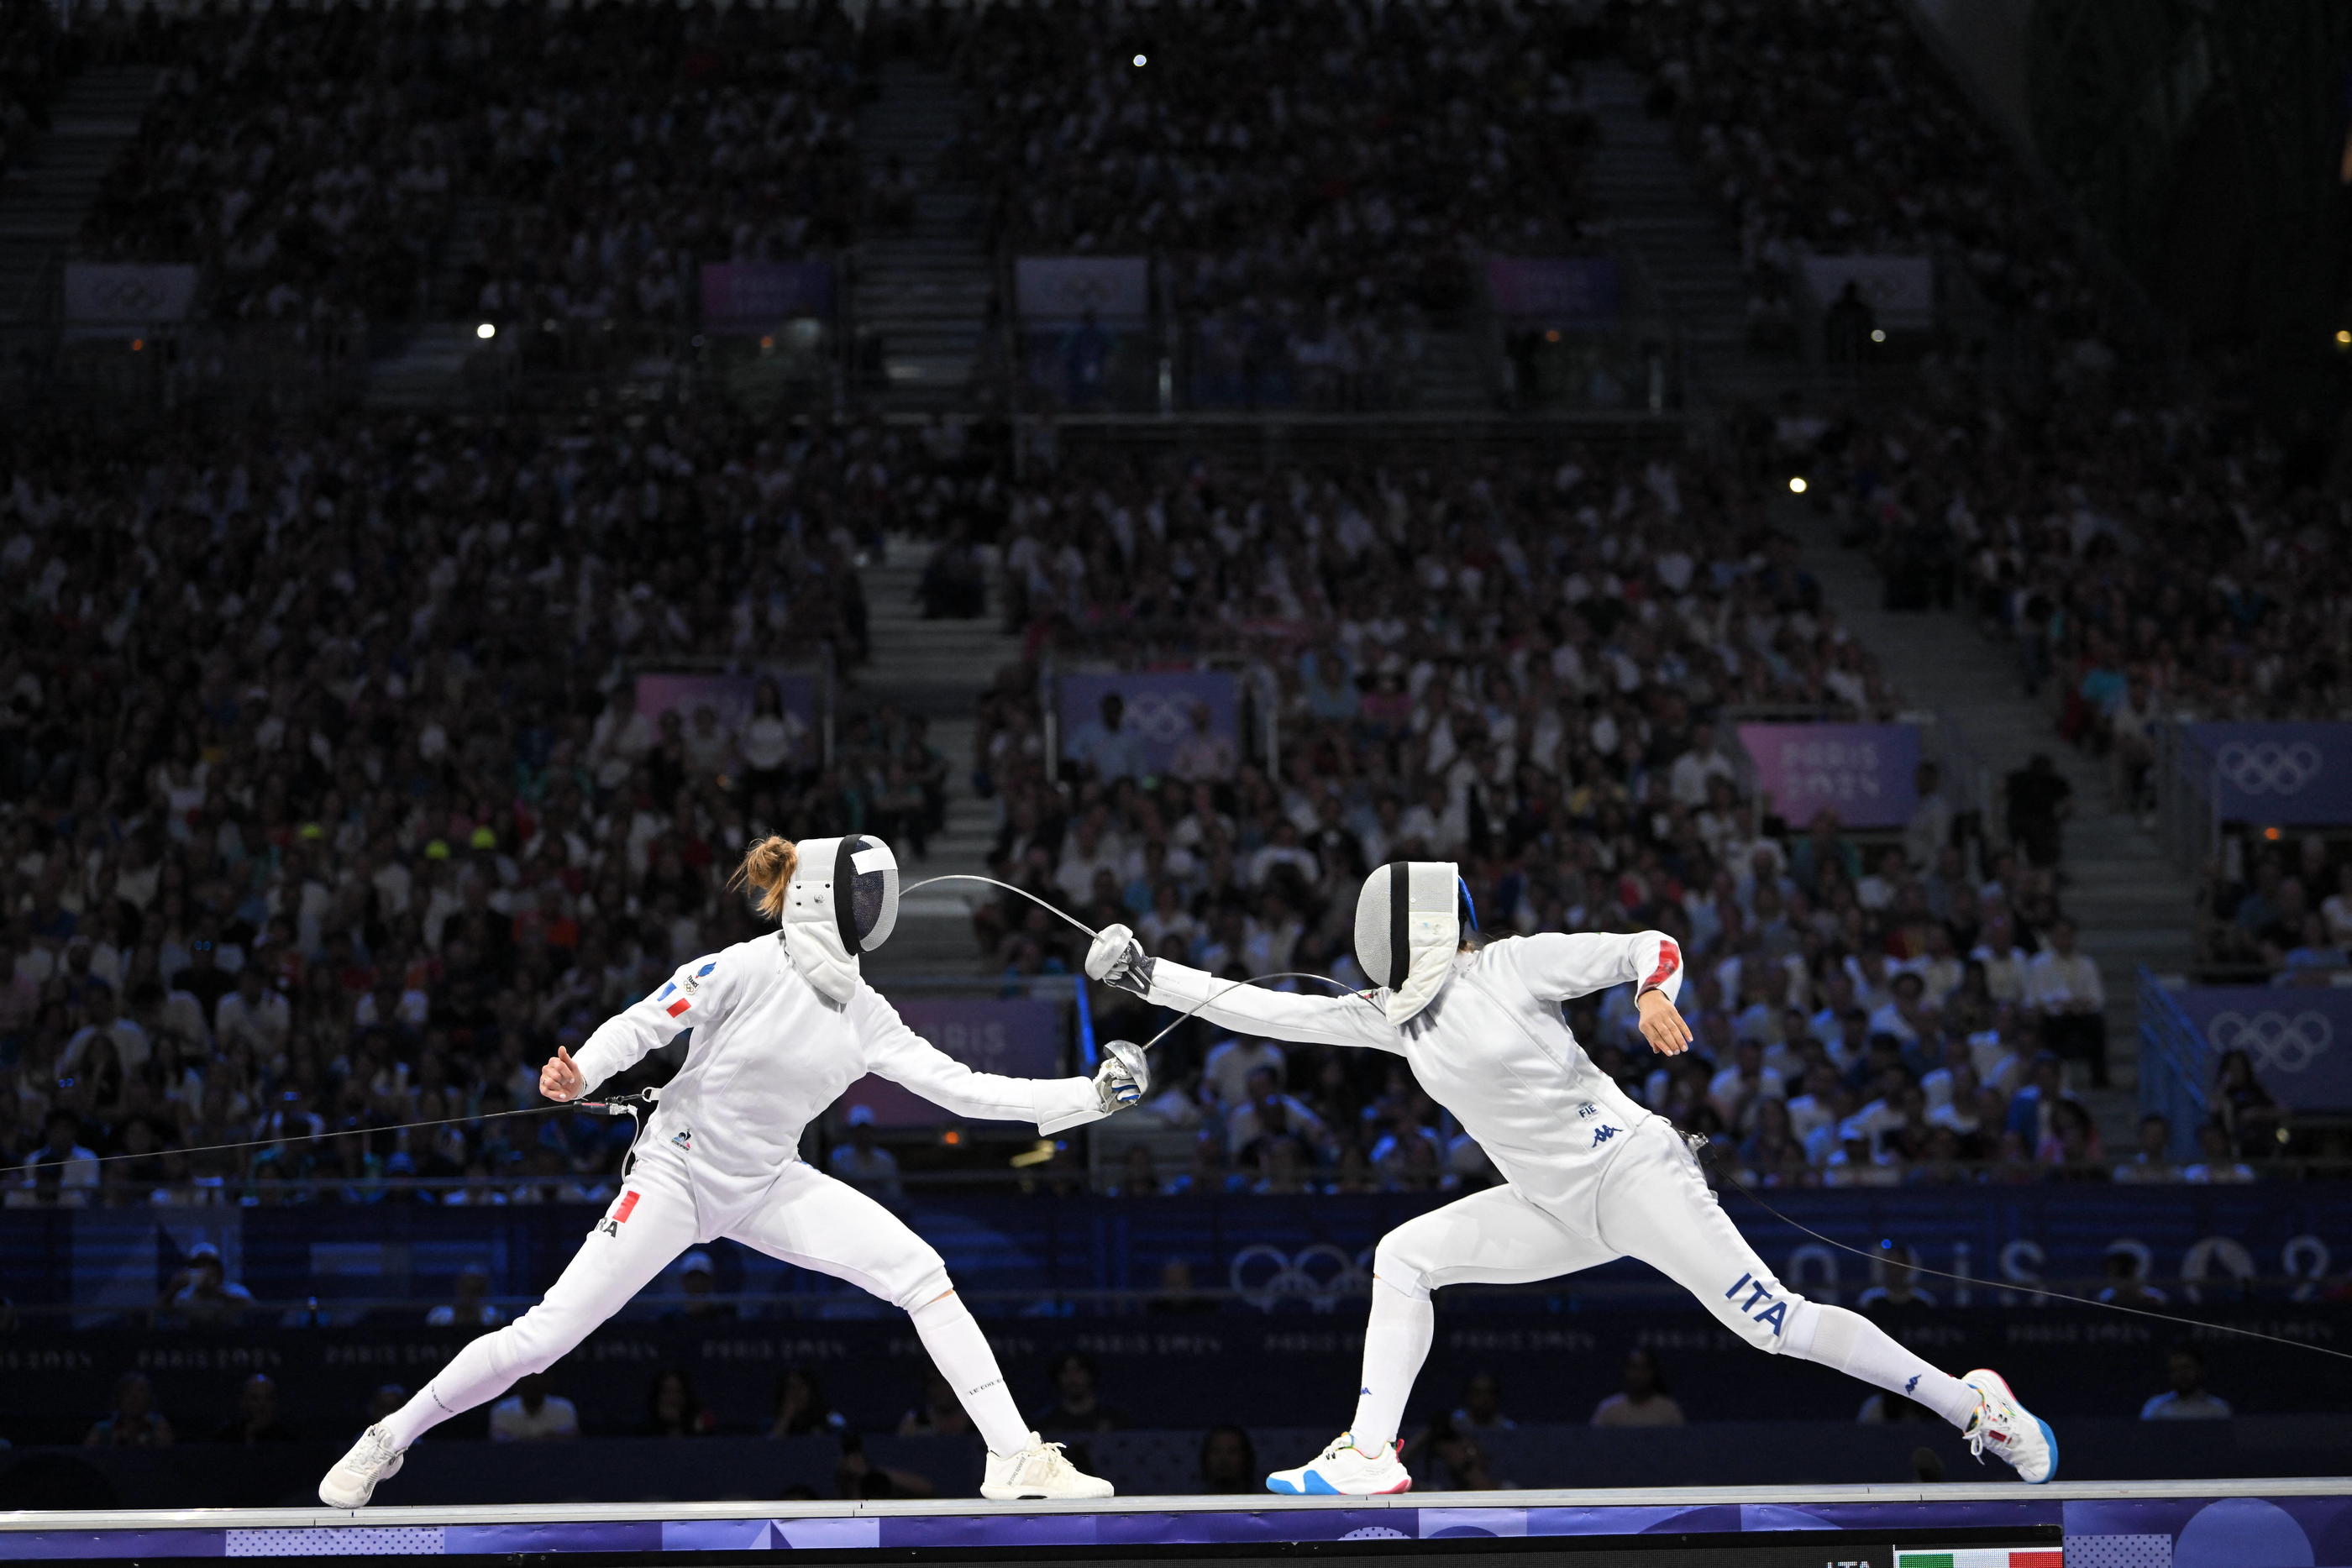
0 66 160 324
853 62 993 412
852 533 1026 978
363 197 510 408
1787 504 2197 1142
1580 61 1767 406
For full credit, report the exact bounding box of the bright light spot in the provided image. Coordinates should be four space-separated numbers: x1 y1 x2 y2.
475 322 496 340
1870 328 1886 343
2337 329 2352 346
1132 52 1147 66
129 338 144 352
2263 826 2282 841
1788 476 1808 495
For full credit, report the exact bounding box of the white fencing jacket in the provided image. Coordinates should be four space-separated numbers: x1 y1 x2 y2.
1142 932 1684 1234
571 932 1105 1207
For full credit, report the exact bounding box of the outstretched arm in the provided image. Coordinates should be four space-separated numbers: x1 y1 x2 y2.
1088 926 1399 1052
1507 931 1692 1056
564 957 714 1098
852 986 1110 1135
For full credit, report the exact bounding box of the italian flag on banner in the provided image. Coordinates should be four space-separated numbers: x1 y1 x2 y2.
1895 1551 2064 1568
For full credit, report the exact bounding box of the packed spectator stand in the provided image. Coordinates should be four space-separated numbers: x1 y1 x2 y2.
1 2 2332 1275
1623 0 2125 364
953 0 1610 408
71 2 861 354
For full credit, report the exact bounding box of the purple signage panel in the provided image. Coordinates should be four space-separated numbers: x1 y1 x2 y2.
1486 256 1621 324
837 999 1063 1129
1735 723 1920 830
633 672 818 767
2174 986 2352 1111
2181 721 2352 826
1057 670 1239 779
698 261 833 331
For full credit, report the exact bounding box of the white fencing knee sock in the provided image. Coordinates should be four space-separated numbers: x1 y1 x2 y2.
1348 1274 1435 1450
380 1335 514 1449
910 1291 1030 1456
1782 1301 1977 1428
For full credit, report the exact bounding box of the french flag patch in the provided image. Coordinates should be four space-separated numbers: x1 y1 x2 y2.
665 995 691 1018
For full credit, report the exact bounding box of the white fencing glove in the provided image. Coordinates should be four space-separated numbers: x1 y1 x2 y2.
1092 1038 1150 1113
1085 923 1155 999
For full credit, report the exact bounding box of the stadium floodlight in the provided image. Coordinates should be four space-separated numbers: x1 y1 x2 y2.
476 323 496 340
1870 328 1886 343
1788 477 1808 495
1132 53 1147 66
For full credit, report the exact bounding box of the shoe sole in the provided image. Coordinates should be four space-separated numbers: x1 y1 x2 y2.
1265 1473 1413 1496
320 1453 401 1508
1966 1367 2057 1484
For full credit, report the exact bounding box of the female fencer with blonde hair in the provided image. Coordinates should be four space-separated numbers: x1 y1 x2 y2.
323 834 1143 1507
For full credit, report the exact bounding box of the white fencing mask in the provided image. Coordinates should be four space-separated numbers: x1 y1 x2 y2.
780 835 901 1004
1354 860 1461 1026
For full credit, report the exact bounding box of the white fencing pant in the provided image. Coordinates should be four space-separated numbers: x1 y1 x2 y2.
1347 1117 1976 1447
381 1154 953 1450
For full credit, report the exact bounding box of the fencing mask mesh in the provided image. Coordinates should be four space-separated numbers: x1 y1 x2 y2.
1353 861 1460 1025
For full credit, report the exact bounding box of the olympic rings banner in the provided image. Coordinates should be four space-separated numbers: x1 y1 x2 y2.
62 262 198 323
1056 670 1240 779
2174 986 2352 1111
2181 721 2352 826
1016 256 1151 323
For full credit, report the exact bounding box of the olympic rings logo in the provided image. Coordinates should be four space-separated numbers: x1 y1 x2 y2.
2214 742 2323 795
1228 1243 1374 1312
1121 691 1198 744
2205 1010 2333 1074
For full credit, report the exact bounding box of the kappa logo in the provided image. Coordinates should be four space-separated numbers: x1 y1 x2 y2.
596 1189 641 1237
1904 1374 1920 1397
1591 1124 1620 1146
1722 1271 1790 1336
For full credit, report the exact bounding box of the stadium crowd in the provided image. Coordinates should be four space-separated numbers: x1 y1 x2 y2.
74 2 861 333
951 443 2278 1191
954 0 1606 405
1625 0 2118 359
0 405 976 1209
1788 359 2352 976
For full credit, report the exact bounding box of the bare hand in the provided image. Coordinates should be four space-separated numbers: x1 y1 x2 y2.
539 1046 585 1103
1636 990 1693 1057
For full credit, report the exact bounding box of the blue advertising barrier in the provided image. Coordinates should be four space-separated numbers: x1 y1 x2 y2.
6 1185 2342 1326
2179 721 2352 826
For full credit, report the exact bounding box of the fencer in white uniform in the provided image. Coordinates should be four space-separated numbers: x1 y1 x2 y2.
323 836 1139 1508
1087 860 2057 1494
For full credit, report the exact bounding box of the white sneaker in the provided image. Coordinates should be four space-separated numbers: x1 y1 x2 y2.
1265 1432 1412 1496
1962 1368 2058 1483
318 1423 407 1508
980 1432 1114 1501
